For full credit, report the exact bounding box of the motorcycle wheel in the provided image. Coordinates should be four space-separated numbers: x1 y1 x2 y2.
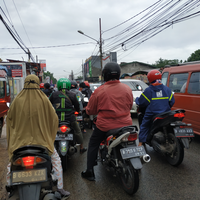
119 162 139 195
166 133 184 166
61 155 67 172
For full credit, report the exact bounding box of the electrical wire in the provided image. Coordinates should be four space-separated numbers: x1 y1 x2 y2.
102 0 200 59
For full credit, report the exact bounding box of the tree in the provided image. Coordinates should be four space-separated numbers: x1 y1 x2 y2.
43 71 57 84
187 49 200 62
152 58 179 68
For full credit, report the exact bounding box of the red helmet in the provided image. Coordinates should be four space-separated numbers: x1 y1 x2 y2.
40 83 44 89
147 70 162 83
84 81 90 88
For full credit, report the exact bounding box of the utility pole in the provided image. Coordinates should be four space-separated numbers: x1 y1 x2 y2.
99 18 103 83
82 60 85 81
71 70 74 80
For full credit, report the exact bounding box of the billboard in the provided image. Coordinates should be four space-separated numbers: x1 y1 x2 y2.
39 60 46 71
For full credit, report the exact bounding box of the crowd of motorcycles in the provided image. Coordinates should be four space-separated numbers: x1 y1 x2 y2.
6 95 195 199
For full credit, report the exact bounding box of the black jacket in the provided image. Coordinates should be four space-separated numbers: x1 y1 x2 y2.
82 87 92 99
49 90 80 123
43 89 52 97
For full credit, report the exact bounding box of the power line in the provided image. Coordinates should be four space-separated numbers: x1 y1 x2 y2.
0 42 96 50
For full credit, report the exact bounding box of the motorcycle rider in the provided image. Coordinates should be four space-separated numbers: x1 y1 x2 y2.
70 80 85 110
43 82 52 97
81 62 133 181
49 78 87 154
135 69 175 146
40 82 44 91
79 81 92 99
6 74 70 197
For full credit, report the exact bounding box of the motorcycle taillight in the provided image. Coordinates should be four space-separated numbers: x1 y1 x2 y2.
174 113 185 118
60 125 68 133
22 156 35 167
13 156 47 168
128 133 138 141
74 111 79 116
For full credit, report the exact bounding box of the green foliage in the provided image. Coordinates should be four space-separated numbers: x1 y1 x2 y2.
187 49 200 62
152 58 179 68
43 71 57 84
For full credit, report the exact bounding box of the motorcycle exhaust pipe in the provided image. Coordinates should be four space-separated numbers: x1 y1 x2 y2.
141 154 151 164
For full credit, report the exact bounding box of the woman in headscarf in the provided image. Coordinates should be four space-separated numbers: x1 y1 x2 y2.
6 74 70 197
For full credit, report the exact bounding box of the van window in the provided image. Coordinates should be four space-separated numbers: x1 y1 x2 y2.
188 72 200 94
161 72 168 85
169 73 188 93
0 81 5 98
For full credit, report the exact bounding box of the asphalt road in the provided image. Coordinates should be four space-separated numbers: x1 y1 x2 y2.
63 118 200 200
1 117 200 200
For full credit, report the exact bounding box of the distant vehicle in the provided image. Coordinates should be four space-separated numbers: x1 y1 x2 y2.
90 83 101 93
120 79 148 114
161 61 200 135
0 66 10 137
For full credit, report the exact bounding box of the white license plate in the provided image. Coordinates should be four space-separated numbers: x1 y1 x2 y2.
65 133 73 140
76 116 83 121
120 146 146 159
11 168 47 184
58 133 73 140
174 127 194 137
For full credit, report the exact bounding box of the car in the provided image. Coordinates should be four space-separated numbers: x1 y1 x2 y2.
90 83 101 93
119 79 148 114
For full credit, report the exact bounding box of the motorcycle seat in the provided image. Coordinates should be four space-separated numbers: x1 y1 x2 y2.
152 109 185 121
106 125 138 137
13 145 50 157
59 121 71 126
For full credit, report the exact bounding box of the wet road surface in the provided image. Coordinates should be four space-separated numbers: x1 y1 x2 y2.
1 118 200 200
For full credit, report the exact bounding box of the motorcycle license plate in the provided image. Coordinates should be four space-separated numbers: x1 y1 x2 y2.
58 133 73 140
120 146 146 160
174 127 194 137
11 168 47 184
76 116 83 121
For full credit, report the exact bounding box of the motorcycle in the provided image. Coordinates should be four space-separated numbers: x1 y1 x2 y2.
98 124 151 195
54 121 77 172
74 111 85 132
137 106 194 166
6 145 61 200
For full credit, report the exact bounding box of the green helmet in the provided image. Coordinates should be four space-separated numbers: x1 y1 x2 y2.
57 78 71 90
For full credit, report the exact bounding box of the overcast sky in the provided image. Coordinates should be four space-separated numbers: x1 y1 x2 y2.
0 0 200 80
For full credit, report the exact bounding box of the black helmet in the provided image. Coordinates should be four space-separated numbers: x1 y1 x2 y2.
44 83 50 89
71 80 78 89
79 82 86 88
102 62 121 82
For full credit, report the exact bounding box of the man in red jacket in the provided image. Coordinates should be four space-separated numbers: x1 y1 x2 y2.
81 62 133 181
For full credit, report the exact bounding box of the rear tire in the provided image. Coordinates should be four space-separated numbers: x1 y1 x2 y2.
166 133 184 166
119 162 139 195
61 155 67 172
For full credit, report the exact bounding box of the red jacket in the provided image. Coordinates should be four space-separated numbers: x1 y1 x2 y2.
86 80 133 132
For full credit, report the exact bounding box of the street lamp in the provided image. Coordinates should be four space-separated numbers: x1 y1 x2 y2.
77 18 103 83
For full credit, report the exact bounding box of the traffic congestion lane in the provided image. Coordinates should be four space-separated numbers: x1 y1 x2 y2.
63 118 200 200
0 118 200 199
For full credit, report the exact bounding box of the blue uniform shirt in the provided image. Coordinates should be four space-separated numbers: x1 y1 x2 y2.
135 84 175 115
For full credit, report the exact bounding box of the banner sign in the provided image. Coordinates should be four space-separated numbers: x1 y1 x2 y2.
11 69 23 77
